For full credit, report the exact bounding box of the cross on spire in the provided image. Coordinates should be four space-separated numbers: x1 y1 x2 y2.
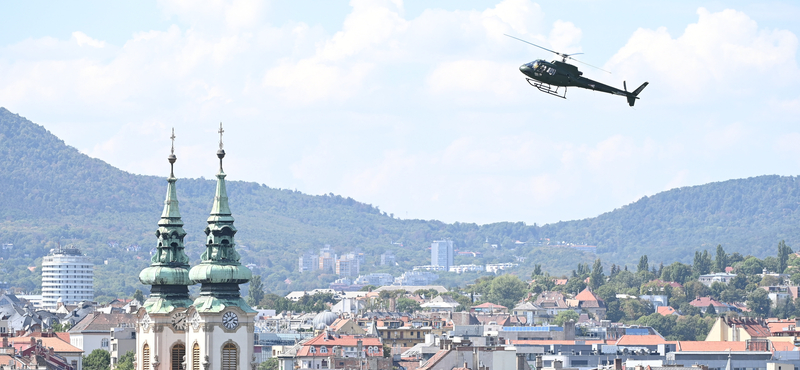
170 128 176 155
218 122 224 150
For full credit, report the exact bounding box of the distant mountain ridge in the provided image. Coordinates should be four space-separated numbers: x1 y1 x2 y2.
0 107 798 298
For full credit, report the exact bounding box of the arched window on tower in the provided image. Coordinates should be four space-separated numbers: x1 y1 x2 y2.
171 343 185 370
192 343 200 370
142 344 150 370
222 343 238 370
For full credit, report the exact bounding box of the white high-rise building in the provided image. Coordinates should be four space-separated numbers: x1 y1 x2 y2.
431 240 454 270
41 247 93 310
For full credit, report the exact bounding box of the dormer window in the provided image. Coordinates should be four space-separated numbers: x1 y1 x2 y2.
320 346 327 354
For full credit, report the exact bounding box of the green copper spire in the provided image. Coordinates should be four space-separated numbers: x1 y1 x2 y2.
189 123 254 313
139 128 194 313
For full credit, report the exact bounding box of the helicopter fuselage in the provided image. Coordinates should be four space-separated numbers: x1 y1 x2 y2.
519 59 627 97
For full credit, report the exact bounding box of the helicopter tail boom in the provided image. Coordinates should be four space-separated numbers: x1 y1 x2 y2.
626 82 649 107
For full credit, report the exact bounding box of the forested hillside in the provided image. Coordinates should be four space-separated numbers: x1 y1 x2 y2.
0 107 798 301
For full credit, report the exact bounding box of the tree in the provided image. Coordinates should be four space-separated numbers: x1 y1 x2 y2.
83 349 110 370
488 274 527 309
778 240 793 273
738 257 765 275
661 262 692 284
532 264 543 277
132 289 144 305
746 288 771 316
247 275 264 307
259 358 278 370
552 310 579 326
395 297 421 313
117 351 134 370
714 245 728 273
693 251 712 275
638 255 649 273
589 259 604 290
705 304 716 315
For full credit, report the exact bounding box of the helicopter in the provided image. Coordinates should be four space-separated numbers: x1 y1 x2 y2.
505 34 648 106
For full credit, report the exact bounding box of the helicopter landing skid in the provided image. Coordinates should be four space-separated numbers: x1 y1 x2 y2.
526 78 567 99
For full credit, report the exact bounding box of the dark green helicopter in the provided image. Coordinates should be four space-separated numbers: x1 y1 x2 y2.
506 34 648 106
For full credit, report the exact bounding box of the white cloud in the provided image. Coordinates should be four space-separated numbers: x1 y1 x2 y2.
606 7 800 98
72 32 106 48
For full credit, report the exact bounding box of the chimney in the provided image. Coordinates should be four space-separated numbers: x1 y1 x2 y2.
2 338 7 348
535 355 543 370
554 360 563 369
614 359 622 370
357 340 363 358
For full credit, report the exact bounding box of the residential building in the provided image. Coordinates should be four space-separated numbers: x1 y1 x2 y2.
109 327 136 369
698 272 737 287
567 288 607 320
41 247 93 311
289 332 388 370
689 296 732 314
335 255 359 277
486 263 518 274
470 302 508 315
394 271 439 286
354 273 394 287
299 252 318 272
534 291 570 316
69 312 136 356
380 251 395 266
430 240 454 270
705 317 771 341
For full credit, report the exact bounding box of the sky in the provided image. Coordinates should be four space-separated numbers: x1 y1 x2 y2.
1 0 799 225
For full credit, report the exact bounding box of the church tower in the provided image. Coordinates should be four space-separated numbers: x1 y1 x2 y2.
137 129 194 370
187 123 256 370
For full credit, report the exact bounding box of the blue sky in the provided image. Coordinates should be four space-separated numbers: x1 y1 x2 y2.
1 0 799 225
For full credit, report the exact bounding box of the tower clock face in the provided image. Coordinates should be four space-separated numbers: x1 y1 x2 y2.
190 311 201 330
171 312 187 331
141 314 152 330
222 311 239 330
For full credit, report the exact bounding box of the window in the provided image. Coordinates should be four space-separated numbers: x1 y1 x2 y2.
143 344 150 370
320 347 327 354
101 338 109 348
172 344 185 370
310 346 316 354
222 343 238 370
193 344 200 370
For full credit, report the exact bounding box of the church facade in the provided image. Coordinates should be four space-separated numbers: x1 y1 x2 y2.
136 128 256 370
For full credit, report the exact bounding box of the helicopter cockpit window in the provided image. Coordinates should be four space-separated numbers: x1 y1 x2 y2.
546 67 556 75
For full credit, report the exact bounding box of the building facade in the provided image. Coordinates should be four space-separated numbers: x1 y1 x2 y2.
430 240 453 270
41 247 93 311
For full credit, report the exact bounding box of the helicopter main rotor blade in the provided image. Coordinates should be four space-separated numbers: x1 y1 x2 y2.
565 56 611 74
505 33 612 74
504 34 560 56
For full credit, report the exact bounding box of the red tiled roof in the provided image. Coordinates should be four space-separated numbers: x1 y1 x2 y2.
767 320 796 333
676 341 746 352
615 335 666 346
9 337 82 354
689 296 726 307
772 341 797 352
574 288 603 302
296 333 383 357
657 306 677 316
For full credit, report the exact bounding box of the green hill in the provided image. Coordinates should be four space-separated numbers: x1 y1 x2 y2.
0 107 797 300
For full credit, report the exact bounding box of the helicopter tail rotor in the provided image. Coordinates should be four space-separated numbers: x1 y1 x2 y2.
626 82 649 107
